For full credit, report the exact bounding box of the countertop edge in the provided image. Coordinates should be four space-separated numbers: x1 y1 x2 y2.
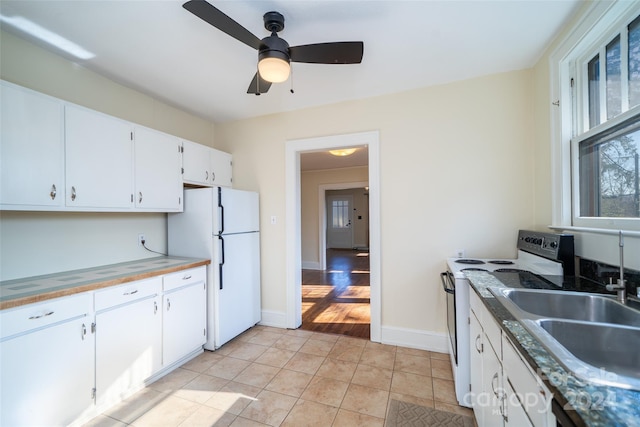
0 258 211 311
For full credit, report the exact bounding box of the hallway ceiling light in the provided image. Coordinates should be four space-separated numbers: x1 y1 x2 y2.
329 148 357 157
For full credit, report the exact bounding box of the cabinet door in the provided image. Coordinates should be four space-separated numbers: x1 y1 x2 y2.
163 281 206 367
134 127 183 211
482 338 505 427
65 105 133 209
0 316 94 426
470 310 484 425
182 139 211 186
210 148 232 187
1 81 65 208
96 295 162 407
505 379 534 427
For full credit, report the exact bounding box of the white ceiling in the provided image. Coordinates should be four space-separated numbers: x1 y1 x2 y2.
0 0 582 126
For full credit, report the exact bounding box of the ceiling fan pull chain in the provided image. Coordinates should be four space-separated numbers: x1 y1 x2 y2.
290 66 294 94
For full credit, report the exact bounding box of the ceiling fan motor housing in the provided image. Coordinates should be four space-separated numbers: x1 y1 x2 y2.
259 35 290 63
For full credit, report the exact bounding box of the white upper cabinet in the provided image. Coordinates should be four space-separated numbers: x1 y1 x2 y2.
182 139 232 188
210 148 232 187
181 139 211 186
0 81 65 209
134 127 183 211
65 105 134 209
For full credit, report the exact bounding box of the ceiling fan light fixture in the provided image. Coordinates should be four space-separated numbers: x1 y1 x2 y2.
329 148 357 157
258 55 290 83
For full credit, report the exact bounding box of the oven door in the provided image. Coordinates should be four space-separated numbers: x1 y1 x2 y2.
440 271 457 364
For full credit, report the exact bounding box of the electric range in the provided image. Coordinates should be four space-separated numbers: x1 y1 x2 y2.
440 230 574 407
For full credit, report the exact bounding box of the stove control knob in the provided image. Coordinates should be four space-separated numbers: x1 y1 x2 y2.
549 241 558 249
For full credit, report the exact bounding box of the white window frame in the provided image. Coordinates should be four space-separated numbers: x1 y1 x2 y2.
550 0 640 232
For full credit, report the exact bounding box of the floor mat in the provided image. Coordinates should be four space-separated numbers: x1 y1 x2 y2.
385 400 475 427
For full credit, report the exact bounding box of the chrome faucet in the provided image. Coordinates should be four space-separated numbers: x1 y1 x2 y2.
606 231 626 304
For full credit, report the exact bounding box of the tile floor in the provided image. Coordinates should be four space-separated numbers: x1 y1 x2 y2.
86 326 474 426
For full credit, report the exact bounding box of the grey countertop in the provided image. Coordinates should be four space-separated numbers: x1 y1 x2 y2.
465 270 640 427
0 256 210 310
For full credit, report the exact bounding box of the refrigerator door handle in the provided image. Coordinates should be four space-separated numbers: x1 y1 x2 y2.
218 235 225 290
217 186 224 235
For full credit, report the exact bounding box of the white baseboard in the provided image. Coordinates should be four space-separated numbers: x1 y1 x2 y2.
259 310 288 329
380 325 449 354
302 261 321 270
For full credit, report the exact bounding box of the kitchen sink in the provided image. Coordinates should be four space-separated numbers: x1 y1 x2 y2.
524 318 640 390
490 287 640 326
489 287 640 390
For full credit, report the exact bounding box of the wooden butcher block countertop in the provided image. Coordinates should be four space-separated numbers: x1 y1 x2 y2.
0 256 210 310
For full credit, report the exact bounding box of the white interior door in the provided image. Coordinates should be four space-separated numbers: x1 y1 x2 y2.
326 195 353 249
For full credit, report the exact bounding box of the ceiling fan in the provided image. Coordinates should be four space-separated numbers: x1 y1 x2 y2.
183 0 364 95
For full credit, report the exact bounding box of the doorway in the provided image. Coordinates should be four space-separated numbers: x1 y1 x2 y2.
285 131 380 342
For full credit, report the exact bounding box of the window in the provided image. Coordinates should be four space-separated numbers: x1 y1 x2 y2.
579 118 640 218
331 200 349 228
570 5 640 225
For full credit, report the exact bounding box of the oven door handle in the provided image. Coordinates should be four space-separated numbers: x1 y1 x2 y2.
440 272 455 295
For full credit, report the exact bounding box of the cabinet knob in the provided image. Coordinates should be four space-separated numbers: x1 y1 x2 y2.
205 171 209 181
211 171 216 182
71 186 77 201
167 298 171 311
138 191 143 203
50 184 57 200
81 323 87 340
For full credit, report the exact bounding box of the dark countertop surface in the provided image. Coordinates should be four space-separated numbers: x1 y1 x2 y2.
465 271 640 427
0 256 211 310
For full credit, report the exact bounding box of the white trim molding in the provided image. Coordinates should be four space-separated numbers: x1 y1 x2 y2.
285 131 381 342
380 326 449 354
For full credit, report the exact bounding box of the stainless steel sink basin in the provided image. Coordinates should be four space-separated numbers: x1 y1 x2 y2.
489 287 640 390
523 318 640 390
491 287 640 326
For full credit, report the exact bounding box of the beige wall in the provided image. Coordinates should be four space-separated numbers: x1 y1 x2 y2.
301 167 369 267
0 31 217 280
216 70 536 333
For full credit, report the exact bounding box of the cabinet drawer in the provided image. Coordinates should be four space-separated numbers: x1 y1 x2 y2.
95 277 161 312
503 336 550 427
163 266 206 292
1 292 92 339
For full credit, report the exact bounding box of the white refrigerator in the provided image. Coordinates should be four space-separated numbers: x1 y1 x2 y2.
168 187 261 350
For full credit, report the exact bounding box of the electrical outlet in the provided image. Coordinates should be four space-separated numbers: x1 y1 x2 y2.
138 234 145 247
455 249 465 258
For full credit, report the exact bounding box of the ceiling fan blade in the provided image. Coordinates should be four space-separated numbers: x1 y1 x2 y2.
183 0 261 50
289 41 364 64
247 72 272 95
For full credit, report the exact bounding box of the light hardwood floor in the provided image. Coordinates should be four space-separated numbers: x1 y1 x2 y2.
300 249 371 339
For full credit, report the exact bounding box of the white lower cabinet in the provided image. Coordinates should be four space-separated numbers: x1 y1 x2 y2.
95 278 162 408
470 289 555 427
0 266 207 426
0 293 94 426
162 268 207 367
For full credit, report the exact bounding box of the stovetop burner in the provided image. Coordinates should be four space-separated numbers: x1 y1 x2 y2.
461 267 488 272
455 259 485 265
488 260 514 265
